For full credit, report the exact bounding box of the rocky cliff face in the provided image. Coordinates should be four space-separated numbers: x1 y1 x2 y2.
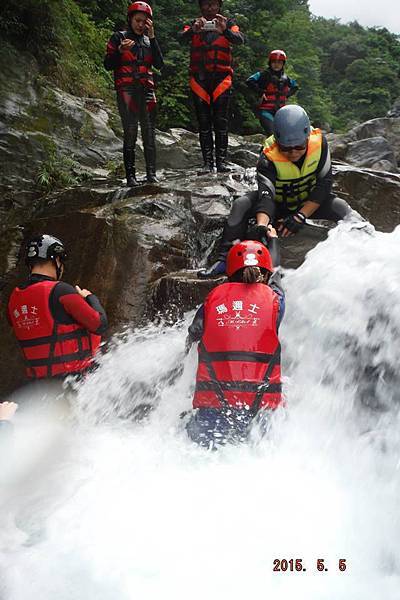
1 47 400 396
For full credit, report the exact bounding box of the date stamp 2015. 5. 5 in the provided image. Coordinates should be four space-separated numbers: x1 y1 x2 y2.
273 558 347 573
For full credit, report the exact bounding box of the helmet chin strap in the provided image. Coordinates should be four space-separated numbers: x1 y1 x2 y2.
54 260 63 281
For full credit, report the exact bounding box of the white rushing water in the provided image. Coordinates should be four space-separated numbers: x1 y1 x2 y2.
1 222 400 600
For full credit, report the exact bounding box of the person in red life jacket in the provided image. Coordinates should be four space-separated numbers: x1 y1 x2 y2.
198 104 359 278
186 234 284 448
7 235 108 380
178 0 244 173
246 49 298 136
104 2 164 186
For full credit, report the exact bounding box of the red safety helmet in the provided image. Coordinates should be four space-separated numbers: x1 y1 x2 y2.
226 240 273 278
269 49 287 63
128 2 153 19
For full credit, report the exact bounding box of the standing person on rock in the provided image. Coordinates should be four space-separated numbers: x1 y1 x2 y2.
198 104 358 278
246 49 298 136
186 235 285 449
179 0 244 174
104 2 164 186
7 235 107 381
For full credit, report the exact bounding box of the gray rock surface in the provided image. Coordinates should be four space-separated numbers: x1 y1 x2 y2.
345 136 398 171
2 54 400 396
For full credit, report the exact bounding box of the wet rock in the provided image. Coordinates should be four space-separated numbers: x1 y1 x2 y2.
333 163 400 231
328 117 400 171
387 98 400 118
350 118 400 165
345 137 398 172
327 132 356 161
149 271 225 321
4 51 400 397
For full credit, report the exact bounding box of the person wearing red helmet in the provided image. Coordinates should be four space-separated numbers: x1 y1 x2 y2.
104 2 164 186
246 49 298 135
186 231 284 448
178 0 244 173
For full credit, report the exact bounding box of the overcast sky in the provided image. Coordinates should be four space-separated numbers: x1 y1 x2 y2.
308 0 400 34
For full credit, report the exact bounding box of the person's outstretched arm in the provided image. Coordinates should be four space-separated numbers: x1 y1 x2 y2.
186 305 204 351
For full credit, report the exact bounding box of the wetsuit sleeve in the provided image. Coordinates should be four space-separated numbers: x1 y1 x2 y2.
287 78 299 97
51 282 108 335
178 22 195 43
307 135 332 205
267 236 284 328
255 152 277 219
151 37 164 70
224 19 244 44
246 71 262 91
104 33 123 71
188 305 204 345
268 237 281 270
271 283 285 330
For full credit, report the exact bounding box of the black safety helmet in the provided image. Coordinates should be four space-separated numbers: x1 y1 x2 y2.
25 234 67 279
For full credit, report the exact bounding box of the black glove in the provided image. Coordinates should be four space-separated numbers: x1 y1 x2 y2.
282 212 306 234
247 224 269 246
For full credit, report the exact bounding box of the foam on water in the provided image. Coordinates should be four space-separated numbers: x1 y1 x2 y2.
1 222 400 600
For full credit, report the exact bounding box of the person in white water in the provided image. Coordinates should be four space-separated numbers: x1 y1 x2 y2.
186 232 284 448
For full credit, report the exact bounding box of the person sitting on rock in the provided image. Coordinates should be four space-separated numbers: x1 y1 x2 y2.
7 235 107 381
104 2 164 186
198 104 357 278
178 0 244 174
186 235 284 449
246 49 298 136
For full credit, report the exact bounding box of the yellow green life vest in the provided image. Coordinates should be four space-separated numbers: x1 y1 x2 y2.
263 128 323 211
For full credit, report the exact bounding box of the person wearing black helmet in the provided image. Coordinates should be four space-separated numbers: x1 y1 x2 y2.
198 105 358 278
104 2 164 186
246 49 298 136
7 235 108 380
179 0 244 173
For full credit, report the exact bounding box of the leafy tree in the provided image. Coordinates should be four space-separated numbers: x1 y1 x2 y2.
1 0 400 131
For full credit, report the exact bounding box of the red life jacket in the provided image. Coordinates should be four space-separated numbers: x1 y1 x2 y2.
189 30 234 75
8 281 101 379
193 282 282 411
111 32 155 90
259 74 291 112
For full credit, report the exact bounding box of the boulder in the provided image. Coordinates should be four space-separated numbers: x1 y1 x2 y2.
333 163 400 231
345 136 398 172
350 118 400 164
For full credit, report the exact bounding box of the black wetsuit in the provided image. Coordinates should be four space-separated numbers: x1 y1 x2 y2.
179 19 244 171
104 29 164 181
216 135 352 257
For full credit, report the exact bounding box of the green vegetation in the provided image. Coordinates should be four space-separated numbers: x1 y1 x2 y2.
1 0 399 132
35 144 92 191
